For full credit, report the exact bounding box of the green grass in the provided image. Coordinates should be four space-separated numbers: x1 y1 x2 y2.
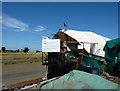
2 52 47 65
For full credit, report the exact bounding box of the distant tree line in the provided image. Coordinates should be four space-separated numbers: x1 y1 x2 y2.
1 47 6 53
0 47 41 53
1 47 30 53
36 50 41 53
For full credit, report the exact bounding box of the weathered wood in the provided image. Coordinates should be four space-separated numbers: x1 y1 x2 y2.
66 41 78 43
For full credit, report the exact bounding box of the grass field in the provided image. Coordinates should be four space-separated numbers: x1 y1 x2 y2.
2 52 47 85
2 52 47 65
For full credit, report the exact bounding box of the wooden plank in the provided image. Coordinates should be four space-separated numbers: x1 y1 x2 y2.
79 42 98 44
66 41 78 43
4 78 45 90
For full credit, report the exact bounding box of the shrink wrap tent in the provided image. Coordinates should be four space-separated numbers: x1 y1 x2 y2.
103 38 120 76
41 70 119 89
56 29 110 56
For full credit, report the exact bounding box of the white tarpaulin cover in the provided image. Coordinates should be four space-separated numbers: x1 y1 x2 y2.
60 29 110 56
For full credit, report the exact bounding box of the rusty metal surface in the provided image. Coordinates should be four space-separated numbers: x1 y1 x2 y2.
2 78 45 90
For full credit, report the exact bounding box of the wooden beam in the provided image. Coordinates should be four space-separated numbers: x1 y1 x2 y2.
66 41 78 43
79 42 98 44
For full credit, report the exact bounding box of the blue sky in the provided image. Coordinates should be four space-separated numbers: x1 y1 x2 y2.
2 2 118 51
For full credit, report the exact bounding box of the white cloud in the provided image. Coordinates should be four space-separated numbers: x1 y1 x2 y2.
0 15 2 29
2 14 29 31
34 26 45 32
0 15 2 25
1 14 46 32
13 28 27 32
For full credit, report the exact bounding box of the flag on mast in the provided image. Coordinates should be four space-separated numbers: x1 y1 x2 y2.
63 22 67 27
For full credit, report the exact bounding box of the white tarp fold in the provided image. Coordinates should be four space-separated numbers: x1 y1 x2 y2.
60 29 110 56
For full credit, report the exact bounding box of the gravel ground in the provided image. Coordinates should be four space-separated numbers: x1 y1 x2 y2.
2 62 120 87
2 62 46 85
